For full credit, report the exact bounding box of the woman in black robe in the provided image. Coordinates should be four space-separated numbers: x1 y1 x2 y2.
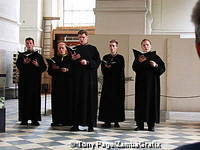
16 37 47 126
99 39 125 128
47 42 72 126
132 39 165 131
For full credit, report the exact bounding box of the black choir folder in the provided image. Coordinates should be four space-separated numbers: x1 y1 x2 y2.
18 51 38 61
102 60 116 65
133 49 156 58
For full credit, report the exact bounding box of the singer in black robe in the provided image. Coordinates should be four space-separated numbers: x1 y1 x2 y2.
98 40 125 128
132 40 165 131
47 50 73 126
70 30 101 132
16 48 47 125
98 54 125 127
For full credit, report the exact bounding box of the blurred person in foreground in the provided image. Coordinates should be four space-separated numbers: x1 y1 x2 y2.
174 1 200 149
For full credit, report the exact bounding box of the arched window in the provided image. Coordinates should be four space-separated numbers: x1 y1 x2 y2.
63 0 95 27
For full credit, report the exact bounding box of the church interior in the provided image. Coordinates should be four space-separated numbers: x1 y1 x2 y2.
0 0 200 149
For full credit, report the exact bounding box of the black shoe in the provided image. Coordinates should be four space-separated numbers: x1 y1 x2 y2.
101 122 111 128
20 121 28 125
31 121 40 126
88 127 94 132
134 126 144 131
70 126 80 131
114 122 120 128
148 127 155 131
51 122 59 126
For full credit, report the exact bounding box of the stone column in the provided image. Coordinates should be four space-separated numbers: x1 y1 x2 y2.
146 0 153 34
0 0 20 89
43 0 60 57
42 0 60 92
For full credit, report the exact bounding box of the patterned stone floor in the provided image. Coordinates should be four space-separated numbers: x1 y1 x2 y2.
0 97 200 150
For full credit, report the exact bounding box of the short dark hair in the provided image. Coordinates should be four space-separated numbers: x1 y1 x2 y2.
110 39 118 45
25 37 34 44
78 30 88 36
141 39 151 45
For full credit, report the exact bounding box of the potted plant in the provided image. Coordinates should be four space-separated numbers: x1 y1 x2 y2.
0 96 5 109
0 96 5 132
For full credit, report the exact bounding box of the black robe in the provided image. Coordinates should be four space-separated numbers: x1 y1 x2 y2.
16 51 47 121
71 44 101 126
132 50 165 123
98 54 125 122
47 55 73 125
